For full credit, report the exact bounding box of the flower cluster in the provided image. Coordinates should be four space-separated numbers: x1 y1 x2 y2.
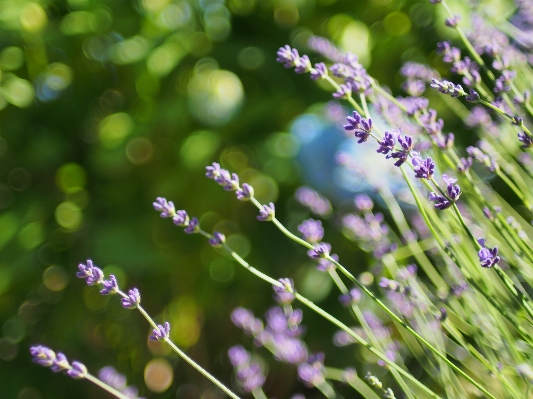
477 239 501 268
30 346 87 379
429 174 462 210
343 110 373 143
228 346 266 392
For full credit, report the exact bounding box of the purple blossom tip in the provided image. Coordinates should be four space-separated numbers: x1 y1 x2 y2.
50 352 70 373
412 156 435 179
67 361 88 379
297 219 324 243
77 259 104 286
257 202 275 221
30 345 56 367
310 62 328 80
173 210 189 226
339 288 361 307
477 239 500 268
307 242 332 259
100 275 119 295
121 288 141 309
209 231 226 247
184 217 200 234
150 322 171 342
343 110 373 143
273 278 295 304
236 183 254 201
153 197 176 218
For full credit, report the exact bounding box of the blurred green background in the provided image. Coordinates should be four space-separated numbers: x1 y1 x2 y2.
0 0 458 398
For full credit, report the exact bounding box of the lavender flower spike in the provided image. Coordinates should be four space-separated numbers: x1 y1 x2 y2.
100 275 119 295
273 278 295 304
153 197 176 218
209 231 226 247
236 183 254 201
343 110 373 143
184 217 200 234
173 210 189 226
257 202 275 221
477 239 500 268
76 259 104 286
430 79 466 97
150 322 171 342
67 361 88 379
30 345 57 367
121 288 141 309
308 242 332 259
297 219 324 243
412 156 435 179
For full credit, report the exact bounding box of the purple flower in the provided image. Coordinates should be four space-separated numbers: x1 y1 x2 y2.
50 352 70 373
377 131 396 155
445 15 460 27
273 278 295 304
295 187 332 216
294 54 312 74
297 219 324 243
30 345 56 367
205 162 223 179
308 36 345 62
76 260 104 286
343 110 373 143
436 41 460 63
121 288 141 309
457 157 473 173
465 89 480 102
257 202 275 221
276 45 300 68
339 288 361 307
100 275 118 295
209 231 226 247
236 183 254 201
354 194 373 212
228 346 251 367
483 207 494 221
429 174 461 210
173 210 189 226
518 132 533 148
298 353 326 387
388 133 414 167
150 322 171 341
98 366 127 391
184 217 200 234
307 242 331 259
310 62 328 80
153 197 176 218
333 82 352 99
477 239 500 268
430 79 466 97
66 361 88 379
437 133 455 149
379 277 402 292
412 156 435 179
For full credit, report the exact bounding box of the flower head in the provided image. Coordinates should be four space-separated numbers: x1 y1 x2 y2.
273 278 295 304
477 239 500 268
153 197 176 218
412 156 435 179
121 288 141 309
30 345 57 367
236 183 254 201
209 231 226 247
297 219 324 243
100 275 119 295
184 217 200 234
150 322 171 342
173 210 189 226
307 242 331 259
257 202 275 221
67 361 88 379
76 260 104 286
343 111 373 143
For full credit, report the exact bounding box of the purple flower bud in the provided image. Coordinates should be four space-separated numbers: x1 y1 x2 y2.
307 242 331 259
273 278 295 304
50 352 70 373
457 157 473 173
297 219 324 243
67 361 88 379
310 62 328 80
257 202 275 221
209 231 226 247
298 353 326 387
153 197 176 218
184 217 200 234
121 288 141 309
276 45 299 68
172 210 189 226
30 345 56 367
76 260 104 286
412 156 435 179
430 79 466 97
518 132 533 149
465 89 480 102
228 345 251 367
206 162 223 179
477 239 500 268
150 322 171 341
333 82 352 99
445 15 460 27
376 131 396 155
100 275 119 295
339 288 361 307
236 183 254 201
354 194 373 212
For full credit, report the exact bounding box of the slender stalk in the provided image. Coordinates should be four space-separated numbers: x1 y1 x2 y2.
84 374 134 399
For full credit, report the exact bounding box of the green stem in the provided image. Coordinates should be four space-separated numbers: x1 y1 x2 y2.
84 374 134 399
